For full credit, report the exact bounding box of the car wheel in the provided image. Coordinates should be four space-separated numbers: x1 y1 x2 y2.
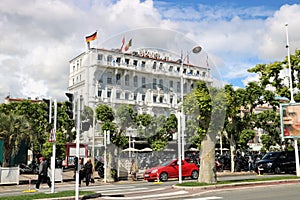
159 172 168 182
191 170 199 179
274 167 281 174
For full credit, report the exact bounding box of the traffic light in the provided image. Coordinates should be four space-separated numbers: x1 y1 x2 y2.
65 92 74 120
43 98 52 124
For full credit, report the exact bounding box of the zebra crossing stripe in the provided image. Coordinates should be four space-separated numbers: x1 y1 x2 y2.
187 197 223 200
102 190 188 199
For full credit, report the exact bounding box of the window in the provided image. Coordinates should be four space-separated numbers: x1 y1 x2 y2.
202 71 206 77
125 58 130 66
107 55 113 62
134 93 137 100
125 74 129 86
169 80 173 88
142 94 145 101
159 79 163 89
133 60 138 67
116 92 120 99
153 95 157 102
125 93 129 100
159 63 163 70
184 82 187 93
170 97 173 104
153 78 157 89
142 77 146 88
141 61 146 68
98 54 103 61
134 76 138 87
159 96 163 103
177 81 180 92
169 66 173 72
116 57 121 64
98 89 102 97
107 90 111 98
152 62 157 70
107 72 112 84
116 73 121 85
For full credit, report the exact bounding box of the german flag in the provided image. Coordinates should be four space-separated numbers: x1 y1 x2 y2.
85 31 97 43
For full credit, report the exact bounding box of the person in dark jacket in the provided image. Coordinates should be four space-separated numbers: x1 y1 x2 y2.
83 158 94 186
35 157 51 190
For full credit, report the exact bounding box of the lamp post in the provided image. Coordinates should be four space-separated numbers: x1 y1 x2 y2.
178 45 202 183
285 23 300 177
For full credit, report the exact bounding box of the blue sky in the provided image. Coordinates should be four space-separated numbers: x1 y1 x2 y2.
0 0 300 101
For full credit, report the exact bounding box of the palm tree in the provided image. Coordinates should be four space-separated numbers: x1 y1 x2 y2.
0 113 31 167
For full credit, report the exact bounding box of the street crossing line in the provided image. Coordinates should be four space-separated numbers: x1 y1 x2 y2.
101 190 188 199
80 185 166 195
186 197 223 200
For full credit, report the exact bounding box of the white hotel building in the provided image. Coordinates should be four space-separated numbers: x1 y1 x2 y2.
67 47 213 153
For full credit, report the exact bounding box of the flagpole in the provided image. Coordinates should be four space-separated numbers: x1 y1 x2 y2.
87 42 90 51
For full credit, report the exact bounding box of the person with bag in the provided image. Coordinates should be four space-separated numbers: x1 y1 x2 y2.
78 158 85 187
35 157 51 190
83 158 94 186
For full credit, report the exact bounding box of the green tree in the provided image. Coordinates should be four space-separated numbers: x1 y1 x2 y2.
0 113 31 167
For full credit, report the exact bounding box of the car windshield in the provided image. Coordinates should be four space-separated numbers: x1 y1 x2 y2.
161 160 176 166
262 152 280 160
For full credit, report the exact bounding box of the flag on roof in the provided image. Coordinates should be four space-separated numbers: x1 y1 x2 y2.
85 31 97 43
124 39 132 51
206 55 209 67
120 36 125 52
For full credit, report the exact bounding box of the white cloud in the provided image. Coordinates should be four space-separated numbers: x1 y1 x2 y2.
0 0 300 102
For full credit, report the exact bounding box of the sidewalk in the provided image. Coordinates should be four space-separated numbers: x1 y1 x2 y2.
0 170 256 193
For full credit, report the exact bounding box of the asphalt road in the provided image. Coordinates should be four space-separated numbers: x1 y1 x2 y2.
178 181 300 200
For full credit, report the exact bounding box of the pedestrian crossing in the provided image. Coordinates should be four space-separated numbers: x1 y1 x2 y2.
78 184 223 200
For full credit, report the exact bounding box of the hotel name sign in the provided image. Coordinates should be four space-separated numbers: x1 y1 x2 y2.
137 48 171 61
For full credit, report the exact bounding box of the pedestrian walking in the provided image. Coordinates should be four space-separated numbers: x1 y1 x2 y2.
83 158 93 186
130 159 138 181
35 157 51 190
248 155 253 172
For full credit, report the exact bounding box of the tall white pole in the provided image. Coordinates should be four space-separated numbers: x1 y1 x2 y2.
178 55 183 184
295 139 300 176
285 23 294 104
104 130 107 183
177 111 182 183
285 23 300 177
51 99 57 193
181 58 185 161
75 95 80 200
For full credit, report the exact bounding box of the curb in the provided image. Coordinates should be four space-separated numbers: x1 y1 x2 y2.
172 178 300 191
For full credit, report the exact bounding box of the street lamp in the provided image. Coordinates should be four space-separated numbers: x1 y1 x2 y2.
285 23 300 177
178 45 202 183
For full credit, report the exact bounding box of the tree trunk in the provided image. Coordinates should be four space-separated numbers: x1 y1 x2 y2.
3 142 11 167
106 144 115 182
198 131 216 183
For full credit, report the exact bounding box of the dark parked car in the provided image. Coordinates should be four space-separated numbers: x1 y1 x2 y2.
255 151 299 174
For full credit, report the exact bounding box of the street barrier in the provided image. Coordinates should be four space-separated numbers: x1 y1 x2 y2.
0 166 19 185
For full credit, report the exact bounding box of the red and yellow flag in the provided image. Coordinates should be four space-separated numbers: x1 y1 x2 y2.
124 39 132 51
85 31 97 43
120 36 125 52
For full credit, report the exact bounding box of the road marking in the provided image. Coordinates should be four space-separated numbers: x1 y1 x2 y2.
102 190 188 199
187 197 223 200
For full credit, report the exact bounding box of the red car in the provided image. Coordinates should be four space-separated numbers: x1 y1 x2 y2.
143 159 199 182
